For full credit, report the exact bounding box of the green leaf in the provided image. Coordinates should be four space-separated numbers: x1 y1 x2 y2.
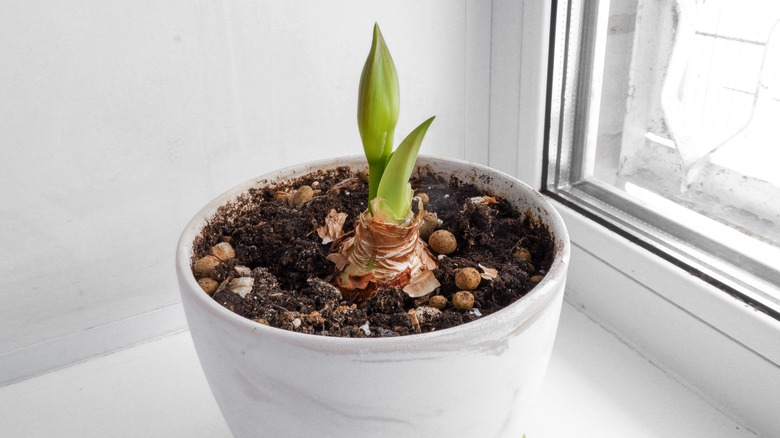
358 23 400 200
376 116 435 221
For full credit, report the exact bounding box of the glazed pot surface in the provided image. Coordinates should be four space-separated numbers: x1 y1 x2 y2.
176 156 570 438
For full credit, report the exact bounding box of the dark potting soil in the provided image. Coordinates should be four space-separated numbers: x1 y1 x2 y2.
191 166 554 338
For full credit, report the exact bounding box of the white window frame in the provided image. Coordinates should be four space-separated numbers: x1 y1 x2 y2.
489 1 780 435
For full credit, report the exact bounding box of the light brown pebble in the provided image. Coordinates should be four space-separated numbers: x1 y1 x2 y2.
407 309 421 333
292 185 314 206
274 191 291 202
211 241 235 261
530 275 544 283
428 229 457 255
193 255 221 277
455 267 481 291
428 295 448 310
452 291 475 311
419 212 440 241
197 278 219 295
253 318 270 326
513 247 532 263
357 169 370 183
416 192 429 203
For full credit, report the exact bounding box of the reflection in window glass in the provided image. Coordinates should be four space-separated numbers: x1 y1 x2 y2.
547 0 780 314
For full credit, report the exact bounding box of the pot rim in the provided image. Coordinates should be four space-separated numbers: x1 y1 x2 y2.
176 155 570 352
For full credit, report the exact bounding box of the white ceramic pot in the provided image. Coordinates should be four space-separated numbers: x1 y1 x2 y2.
176 156 570 438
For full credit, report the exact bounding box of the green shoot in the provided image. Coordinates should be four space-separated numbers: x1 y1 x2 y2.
375 116 435 222
358 23 399 202
358 23 434 222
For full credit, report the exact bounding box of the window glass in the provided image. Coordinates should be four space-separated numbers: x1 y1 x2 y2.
547 0 780 316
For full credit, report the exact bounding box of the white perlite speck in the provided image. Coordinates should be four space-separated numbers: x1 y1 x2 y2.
228 277 254 298
234 265 252 276
359 322 371 336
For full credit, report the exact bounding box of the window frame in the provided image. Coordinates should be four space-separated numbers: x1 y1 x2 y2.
489 0 780 435
546 0 780 316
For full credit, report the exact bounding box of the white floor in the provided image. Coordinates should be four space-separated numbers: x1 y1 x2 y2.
0 302 755 438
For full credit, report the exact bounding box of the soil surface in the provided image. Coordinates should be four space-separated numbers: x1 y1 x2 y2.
191 166 554 337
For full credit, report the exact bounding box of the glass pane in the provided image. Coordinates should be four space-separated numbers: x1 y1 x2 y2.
547 0 780 315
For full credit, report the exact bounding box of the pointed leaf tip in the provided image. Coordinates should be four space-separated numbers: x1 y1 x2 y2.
358 23 400 202
376 116 436 221
358 23 399 163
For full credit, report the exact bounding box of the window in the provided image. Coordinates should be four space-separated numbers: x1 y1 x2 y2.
546 0 780 318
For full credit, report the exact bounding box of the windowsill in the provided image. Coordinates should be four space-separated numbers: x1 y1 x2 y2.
0 302 754 438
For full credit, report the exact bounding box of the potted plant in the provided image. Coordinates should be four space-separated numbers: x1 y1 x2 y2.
176 24 570 438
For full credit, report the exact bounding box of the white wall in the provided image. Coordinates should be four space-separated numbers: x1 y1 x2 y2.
0 0 493 377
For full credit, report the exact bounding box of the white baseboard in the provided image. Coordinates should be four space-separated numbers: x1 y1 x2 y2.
0 303 187 387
